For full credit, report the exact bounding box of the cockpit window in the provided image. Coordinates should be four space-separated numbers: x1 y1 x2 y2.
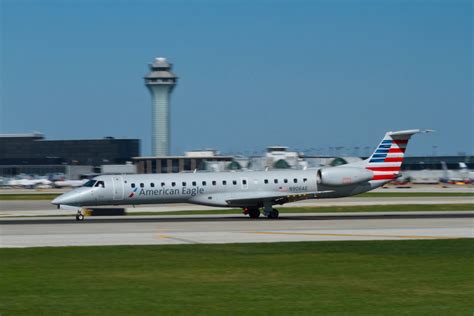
83 180 96 187
94 181 105 188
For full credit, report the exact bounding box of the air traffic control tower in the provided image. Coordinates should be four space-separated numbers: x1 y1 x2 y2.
144 57 178 156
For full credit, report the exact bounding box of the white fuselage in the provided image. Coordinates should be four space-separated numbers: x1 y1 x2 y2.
51 168 385 209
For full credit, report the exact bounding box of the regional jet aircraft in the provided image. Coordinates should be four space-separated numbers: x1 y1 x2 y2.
52 129 430 220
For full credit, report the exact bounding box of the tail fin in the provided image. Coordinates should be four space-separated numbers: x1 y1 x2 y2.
365 129 432 181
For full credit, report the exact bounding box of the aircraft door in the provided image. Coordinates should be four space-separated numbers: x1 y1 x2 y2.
112 176 124 200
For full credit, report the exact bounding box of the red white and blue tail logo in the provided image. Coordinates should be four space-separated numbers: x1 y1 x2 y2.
365 130 428 181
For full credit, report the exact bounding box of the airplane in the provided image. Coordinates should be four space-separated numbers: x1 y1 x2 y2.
53 179 88 188
52 129 431 221
8 176 52 189
440 161 474 184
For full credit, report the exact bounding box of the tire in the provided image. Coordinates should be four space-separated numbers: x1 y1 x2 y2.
76 214 84 221
268 209 279 219
248 208 260 218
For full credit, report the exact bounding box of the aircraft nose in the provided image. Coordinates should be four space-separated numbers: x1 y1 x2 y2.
52 194 70 206
51 189 87 206
51 195 62 205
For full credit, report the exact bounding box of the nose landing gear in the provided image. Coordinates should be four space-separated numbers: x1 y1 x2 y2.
75 210 85 221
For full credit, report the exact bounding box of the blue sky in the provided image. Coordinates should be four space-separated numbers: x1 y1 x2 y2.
1 0 472 157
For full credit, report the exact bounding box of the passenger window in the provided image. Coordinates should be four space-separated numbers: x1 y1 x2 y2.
131 183 135 188
233 180 237 185
212 181 217 186
202 181 207 186
274 179 278 184
303 178 307 182
222 180 227 185
161 182 165 187
151 183 155 188
294 178 298 183
192 181 196 186
264 179 268 184
284 179 288 183
182 182 186 187
140 183 144 188
172 182 176 187
242 179 247 185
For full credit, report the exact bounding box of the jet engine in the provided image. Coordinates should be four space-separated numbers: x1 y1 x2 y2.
317 167 373 186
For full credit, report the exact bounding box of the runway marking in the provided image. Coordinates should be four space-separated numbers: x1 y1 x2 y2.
155 232 201 244
250 231 458 240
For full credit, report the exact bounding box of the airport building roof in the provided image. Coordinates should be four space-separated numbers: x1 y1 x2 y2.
0 133 44 139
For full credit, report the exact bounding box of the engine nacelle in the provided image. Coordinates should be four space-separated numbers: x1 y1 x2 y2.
317 167 373 186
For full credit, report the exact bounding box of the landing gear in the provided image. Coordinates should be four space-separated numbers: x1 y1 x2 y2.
263 201 279 219
75 210 84 221
268 208 279 219
248 208 261 219
244 205 279 219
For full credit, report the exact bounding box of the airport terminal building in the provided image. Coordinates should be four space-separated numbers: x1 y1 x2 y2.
0 133 139 177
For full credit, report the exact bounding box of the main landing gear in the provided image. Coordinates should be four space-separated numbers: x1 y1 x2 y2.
243 207 279 219
75 210 85 221
268 208 279 219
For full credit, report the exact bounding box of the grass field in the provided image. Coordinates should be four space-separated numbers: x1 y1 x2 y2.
1 239 473 315
0 191 473 200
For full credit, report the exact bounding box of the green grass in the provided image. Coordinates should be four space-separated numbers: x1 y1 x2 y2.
0 239 473 315
0 191 473 201
130 203 474 216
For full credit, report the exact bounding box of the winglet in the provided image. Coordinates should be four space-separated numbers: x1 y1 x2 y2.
387 129 434 137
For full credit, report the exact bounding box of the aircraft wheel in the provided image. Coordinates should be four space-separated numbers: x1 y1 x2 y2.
268 209 279 219
76 211 84 221
248 208 260 218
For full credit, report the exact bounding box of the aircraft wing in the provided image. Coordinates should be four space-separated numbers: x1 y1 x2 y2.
225 190 333 207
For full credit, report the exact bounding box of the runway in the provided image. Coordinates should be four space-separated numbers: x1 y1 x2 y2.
1 196 473 216
1 211 472 248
